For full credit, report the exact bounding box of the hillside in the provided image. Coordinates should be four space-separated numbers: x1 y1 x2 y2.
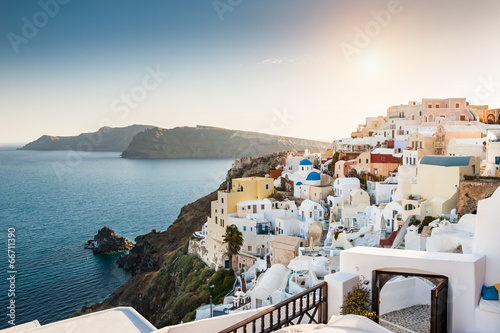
121 125 332 159
72 153 285 328
19 125 154 152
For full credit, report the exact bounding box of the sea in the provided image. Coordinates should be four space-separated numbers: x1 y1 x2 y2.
0 145 234 329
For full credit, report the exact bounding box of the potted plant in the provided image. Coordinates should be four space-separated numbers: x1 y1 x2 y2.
341 284 377 321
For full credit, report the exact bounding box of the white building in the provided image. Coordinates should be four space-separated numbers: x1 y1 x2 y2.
228 199 298 258
327 177 361 208
447 137 486 160
366 175 398 205
246 263 289 309
482 130 500 176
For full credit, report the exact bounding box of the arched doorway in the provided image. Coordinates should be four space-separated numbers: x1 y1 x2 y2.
487 113 496 124
372 270 448 333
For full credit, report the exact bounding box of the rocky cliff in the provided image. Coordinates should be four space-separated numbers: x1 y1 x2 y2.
73 153 284 327
121 125 332 159
19 125 154 151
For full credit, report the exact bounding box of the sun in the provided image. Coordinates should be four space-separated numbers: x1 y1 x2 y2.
360 55 381 74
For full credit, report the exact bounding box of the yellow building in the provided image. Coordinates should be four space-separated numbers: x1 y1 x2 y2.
407 132 435 160
351 116 387 138
204 177 274 268
402 156 480 221
354 152 371 174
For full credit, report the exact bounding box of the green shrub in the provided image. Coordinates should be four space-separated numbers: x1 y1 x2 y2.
341 284 377 321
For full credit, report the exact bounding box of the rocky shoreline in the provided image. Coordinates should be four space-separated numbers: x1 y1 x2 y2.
72 152 285 327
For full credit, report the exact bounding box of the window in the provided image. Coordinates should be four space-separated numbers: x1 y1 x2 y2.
456 103 460 108
266 184 269 190
460 115 466 121
412 115 415 120
496 157 500 165
243 226 246 231
250 227 253 232
428 104 432 108
359 158 361 163
248 205 251 209
221 209 224 214
374 168 378 175
419 111 422 116
405 204 416 211
381 157 385 161
248 246 252 251
215 217 218 224
366 159 369 163
436 104 440 108
221 198 224 203
224 260 230 269
310 212 312 218
420 142 422 149
261 204 265 210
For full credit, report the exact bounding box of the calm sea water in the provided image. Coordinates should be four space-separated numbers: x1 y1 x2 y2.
0 146 233 329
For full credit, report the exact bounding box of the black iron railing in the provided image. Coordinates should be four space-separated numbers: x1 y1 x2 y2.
219 281 328 333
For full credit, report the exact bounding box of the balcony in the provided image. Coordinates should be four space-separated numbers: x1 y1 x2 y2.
220 281 328 333
433 142 444 148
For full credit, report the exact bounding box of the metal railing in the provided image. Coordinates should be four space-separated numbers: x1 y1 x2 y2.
219 281 328 333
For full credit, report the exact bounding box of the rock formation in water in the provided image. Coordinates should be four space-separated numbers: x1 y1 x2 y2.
121 125 332 159
86 227 134 254
19 125 154 152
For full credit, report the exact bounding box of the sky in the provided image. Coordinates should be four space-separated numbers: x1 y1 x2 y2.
2 0 500 143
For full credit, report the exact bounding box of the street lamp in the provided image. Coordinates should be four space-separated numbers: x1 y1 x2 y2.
207 282 215 318
210 285 215 317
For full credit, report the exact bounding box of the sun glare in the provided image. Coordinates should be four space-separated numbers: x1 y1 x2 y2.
361 55 381 74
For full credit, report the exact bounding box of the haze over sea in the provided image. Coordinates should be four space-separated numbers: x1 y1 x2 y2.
0 146 232 329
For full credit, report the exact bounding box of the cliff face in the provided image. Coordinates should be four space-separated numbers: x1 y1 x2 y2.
73 153 284 327
121 125 332 159
116 152 284 276
19 125 154 151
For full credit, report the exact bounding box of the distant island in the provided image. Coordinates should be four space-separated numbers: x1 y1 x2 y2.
20 124 332 159
18 125 154 152
121 125 332 159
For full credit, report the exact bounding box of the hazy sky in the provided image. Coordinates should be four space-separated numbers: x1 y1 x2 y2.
2 0 500 143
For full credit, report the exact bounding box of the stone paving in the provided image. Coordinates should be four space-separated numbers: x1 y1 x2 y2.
380 304 431 333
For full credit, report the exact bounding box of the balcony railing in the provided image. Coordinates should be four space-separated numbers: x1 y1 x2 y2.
219 281 328 333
